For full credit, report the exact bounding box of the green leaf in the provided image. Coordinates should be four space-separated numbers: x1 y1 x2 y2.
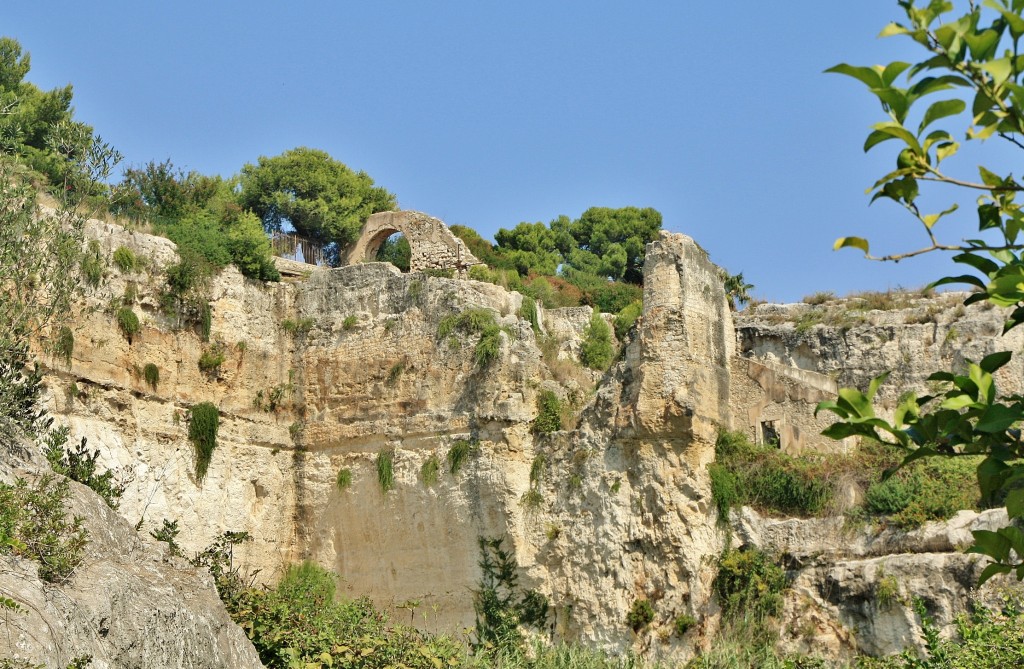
981 57 1014 85
969 529 1012 562
976 403 1018 432
929 274 986 290
838 387 874 418
870 121 922 153
907 74 970 97
1006 488 1024 519
979 350 1013 373
985 0 1024 38
922 204 958 229
935 141 959 163
882 62 912 87
978 562 1013 585
863 129 898 152
918 99 966 134
833 237 870 255
940 393 977 410
952 252 1000 276
878 23 909 38
867 371 890 401
965 28 1002 60
979 457 1010 500
874 88 911 123
825 63 884 89
979 165 1006 187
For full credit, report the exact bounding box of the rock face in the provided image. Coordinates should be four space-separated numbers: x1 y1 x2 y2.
0 443 263 668
28 217 1024 663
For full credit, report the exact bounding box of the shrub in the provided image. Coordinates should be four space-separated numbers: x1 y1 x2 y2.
711 430 833 518
52 325 74 366
714 547 786 622
472 536 549 654
0 475 88 583
200 302 212 341
377 448 395 493
188 402 219 484
579 312 614 370
387 360 405 384
447 438 480 475
474 325 502 367
863 454 980 527
614 300 642 341
122 281 138 304
281 317 314 335
336 468 352 491
627 599 655 632
518 295 539 333
342 315 358 330
438 308 497 338
43 426 126 510
142 363 159 390
224 560 465 669
802 291 835 305
674 614 697 636
532 390 563 434
198 344 225 376
80 240 104 287
112 245 137 272
421 454 440 487
116 307 140 343
150 518 182 557
875 572 900 609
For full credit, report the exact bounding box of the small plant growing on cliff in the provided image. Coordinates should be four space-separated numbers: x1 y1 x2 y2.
472 536 549 654
198 343 226 376
627 599 655 632
875 571 901 610
447 438 480 475
342 315 358 330
532 390 563 434
518 295 539 333
51 325 74 366
674 613 697 636
579 311 613 370
80 240 105 287
142 363 159 390
188 402 220 484
43 425 127 509
377 448 395 493
336 467 352 491
614 300 642 341
113 245 137 272
281 317 314 336
116 307 141 343
337 465 354 489
0 474 88 583
421 454 440 487
122 281 138 305
200 302 212 342
715 547 786 623
387 360 406 385
150 518 182 557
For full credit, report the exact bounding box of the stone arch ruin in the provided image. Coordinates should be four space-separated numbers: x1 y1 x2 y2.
343 210 482 277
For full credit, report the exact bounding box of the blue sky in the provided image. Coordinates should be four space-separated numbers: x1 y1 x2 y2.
1 1 1002 302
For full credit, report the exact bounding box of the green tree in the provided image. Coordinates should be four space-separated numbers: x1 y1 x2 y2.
570 206 662 283
238 147 396 260
376 233 411 271
0 37 109 193
823 0 1024 582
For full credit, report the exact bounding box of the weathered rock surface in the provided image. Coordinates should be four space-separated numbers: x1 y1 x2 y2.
24 217 1024 664
0 444 263 668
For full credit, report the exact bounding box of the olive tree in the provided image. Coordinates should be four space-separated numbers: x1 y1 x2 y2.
822 0 1024 582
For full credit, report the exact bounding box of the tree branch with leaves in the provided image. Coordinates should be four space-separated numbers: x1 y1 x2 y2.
823 0 1024 583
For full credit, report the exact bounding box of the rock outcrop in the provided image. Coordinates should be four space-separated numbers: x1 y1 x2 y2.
20 217 1024 664
0 441 263 668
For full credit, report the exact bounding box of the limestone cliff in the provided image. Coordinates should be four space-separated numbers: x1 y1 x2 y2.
24 216 1024 664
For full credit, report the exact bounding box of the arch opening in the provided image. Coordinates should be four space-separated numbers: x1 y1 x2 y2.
374 231 410 272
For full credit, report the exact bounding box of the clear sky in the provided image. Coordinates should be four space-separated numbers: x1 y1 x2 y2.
0 1 1001 303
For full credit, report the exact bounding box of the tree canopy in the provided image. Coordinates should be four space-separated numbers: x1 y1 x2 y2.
823 0 1024 583
453 206 661 313
238 147 396 256
0 37 108 192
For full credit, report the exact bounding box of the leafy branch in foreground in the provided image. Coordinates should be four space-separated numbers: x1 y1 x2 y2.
827 0 1024 582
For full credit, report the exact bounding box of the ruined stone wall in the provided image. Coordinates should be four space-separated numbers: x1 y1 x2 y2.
343 210 482 276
